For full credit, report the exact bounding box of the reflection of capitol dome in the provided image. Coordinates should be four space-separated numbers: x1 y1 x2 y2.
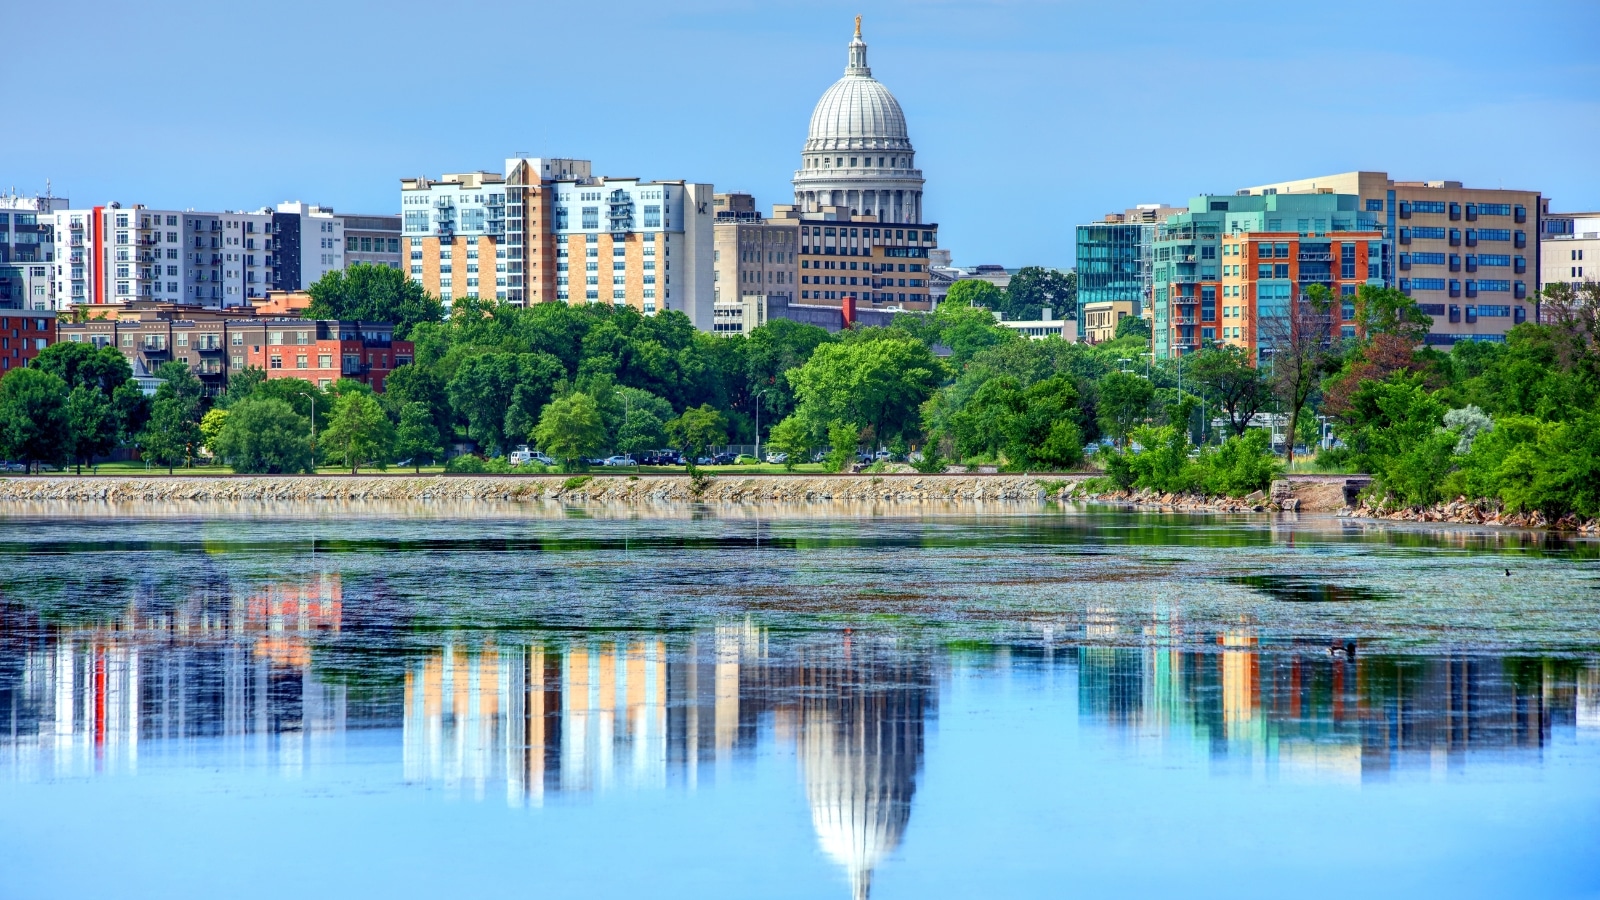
798 647 930 900
793 18 926 224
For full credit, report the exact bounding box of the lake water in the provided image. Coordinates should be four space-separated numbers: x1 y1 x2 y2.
1 506 1597 899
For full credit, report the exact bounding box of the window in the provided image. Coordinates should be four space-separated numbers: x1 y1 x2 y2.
1413 226 1447 239
296 355 308 369
1366 199 1384 212
1411 278 1447 291
1411 252 1446 265
269 355 282 369
1478 228 1512 241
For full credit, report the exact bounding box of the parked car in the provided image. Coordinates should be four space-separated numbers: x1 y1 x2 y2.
710 452 737 466
733 454 758 465
0 462 25 473
602 455 634 467
765 452 789 464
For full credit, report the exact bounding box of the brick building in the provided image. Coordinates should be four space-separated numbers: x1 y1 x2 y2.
0 313 55 373
53 302 410 395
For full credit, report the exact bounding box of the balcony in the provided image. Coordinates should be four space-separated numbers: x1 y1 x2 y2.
140 341 169 356
1297 251 1332 262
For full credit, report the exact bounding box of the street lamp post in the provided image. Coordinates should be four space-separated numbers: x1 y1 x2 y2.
753 388 770 464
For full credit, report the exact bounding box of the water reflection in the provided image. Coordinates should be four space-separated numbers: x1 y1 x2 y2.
0 563 1593 890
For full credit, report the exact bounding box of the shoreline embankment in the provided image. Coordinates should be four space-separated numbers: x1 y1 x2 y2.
0 472 1350 511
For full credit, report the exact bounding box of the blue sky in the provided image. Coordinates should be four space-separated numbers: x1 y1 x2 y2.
8 0 1597 268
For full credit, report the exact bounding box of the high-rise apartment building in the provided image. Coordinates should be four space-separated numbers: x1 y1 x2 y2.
1541 208 1600 294
1240 171 1539 347
400 170 507 309
0 193 67 310
266 202 401 293
1074 204 1181 339
711 194 799 335
404 158 715 327
46 205 273 309
1151 193 1385 360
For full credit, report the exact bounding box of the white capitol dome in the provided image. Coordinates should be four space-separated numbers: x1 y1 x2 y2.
793 19 926 224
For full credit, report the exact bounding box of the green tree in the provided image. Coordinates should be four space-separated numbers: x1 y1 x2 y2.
447 351 565 456
139 364 205 472
200 408 230 459
305 263 443 339
765 416 811 471
944 279 1005 310
212 397 314 474
111 381 151 447
1188 344 1270 436
33 342 132 396
218 366 267 407
1096 371 1155 447
0 368 70 472
787 334 945 452
393 402 444 473
825 421 860 473
321 390 394 473
380 362 452 444
665 404 727 473
1266 284 1337 465
534 392 607 471
1354 284 1432 344
64 385 118 473
926 296 1018 369
1003 267 1074 321
1114 315 1152 341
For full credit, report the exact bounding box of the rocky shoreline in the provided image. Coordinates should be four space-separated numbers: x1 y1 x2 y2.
0 473 1061 505
2 474 1588 533
1341 496 1600 534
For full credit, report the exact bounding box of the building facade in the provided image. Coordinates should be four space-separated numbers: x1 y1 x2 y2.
405 159 715 328
54 302 411 395
798 214 937 312
711 194 799 335
1073 204 1181 338
1083 300 1136 344
46 205 274 310
997 308 1075 341
1541 209 1600 294
1240 171 1539 346
1151 193 1386 360
0 193 66 311
401 170 506 309
792 20 925 224
0 313 54 373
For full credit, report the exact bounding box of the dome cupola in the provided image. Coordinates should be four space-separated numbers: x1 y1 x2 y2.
793 19 926 224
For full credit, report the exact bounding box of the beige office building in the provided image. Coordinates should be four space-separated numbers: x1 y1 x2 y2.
1242 171 1540 345
711 193 798 335
1541 208 1600 295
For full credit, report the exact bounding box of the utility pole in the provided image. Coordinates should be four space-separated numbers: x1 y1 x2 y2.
753 388 769 463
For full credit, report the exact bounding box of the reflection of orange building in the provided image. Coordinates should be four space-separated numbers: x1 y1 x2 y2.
245 575 342 668
1220 629 1259 737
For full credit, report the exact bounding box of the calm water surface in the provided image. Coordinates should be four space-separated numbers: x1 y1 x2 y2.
1 506 1597 899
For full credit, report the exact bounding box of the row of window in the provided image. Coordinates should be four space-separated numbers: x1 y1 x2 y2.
1400 201 1522 221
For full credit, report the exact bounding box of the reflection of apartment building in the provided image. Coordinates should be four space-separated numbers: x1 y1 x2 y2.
1240 171 1539 347
403 157 716 328
1073 643 1583 782
54 302 411 394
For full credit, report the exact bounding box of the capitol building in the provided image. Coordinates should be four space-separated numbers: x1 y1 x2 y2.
793 19 926 224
